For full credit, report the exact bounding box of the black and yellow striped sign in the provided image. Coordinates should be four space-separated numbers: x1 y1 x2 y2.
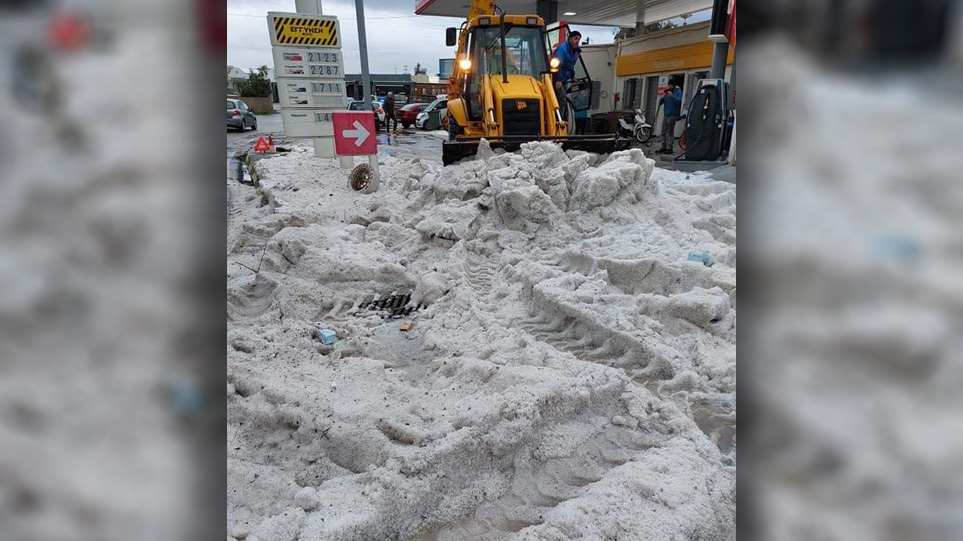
272 16 339 47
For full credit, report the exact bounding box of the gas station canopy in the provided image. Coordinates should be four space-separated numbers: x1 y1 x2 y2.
414 0 713 27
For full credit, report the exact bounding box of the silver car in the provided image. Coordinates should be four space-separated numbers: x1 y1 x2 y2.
348 99 385 130
227 99 257 131
416 96 448 130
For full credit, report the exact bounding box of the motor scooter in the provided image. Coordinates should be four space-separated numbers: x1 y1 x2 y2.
617 109 653 144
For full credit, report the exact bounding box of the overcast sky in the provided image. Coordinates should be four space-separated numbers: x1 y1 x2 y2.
227 0 621 74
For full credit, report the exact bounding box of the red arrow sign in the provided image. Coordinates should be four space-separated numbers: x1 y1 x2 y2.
333 111 377 156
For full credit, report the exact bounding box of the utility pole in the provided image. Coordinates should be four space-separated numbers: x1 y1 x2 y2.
295 0 322 14
355 0 380 191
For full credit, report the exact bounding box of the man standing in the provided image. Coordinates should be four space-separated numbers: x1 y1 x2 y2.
657 82 683 154
383 92 398 134
552 30 582 120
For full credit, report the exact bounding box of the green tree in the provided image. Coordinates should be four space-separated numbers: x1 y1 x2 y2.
414 62 428 75
237 65 272 97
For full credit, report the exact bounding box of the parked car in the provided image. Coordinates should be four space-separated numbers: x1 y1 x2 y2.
399 102 429 129
227 98 257 131
415 97 448 130
348 99 386 130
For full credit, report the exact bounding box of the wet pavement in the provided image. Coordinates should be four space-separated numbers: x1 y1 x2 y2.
226 116 730 179
227 111 283 178
649 135 735 181
227 115 445 180
225 118 731 180
374 127 446 163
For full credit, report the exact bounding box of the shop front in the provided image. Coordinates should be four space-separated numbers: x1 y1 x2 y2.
614 22 733 137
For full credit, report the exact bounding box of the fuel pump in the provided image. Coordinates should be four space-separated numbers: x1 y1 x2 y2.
676 78 731 162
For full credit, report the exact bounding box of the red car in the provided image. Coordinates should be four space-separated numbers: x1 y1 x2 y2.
399 102 429 129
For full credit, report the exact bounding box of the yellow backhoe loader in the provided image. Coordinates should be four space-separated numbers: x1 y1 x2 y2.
441 1 627 165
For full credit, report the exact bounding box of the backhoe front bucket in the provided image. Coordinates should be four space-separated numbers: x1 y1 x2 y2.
442 135 631 166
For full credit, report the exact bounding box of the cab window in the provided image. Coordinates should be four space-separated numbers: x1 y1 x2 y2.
471 25 547 77
574 56 589 80
464 24 547 120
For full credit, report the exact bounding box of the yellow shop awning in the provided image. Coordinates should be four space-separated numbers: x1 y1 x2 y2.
617 41 734 77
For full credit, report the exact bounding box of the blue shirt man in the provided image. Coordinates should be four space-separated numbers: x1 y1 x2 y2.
658 83 684 153
552 31 582 85
660 85 683 116
552 31 581 121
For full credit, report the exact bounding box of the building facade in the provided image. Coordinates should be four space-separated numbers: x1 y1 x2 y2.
579 21 734 136
344 74 415 101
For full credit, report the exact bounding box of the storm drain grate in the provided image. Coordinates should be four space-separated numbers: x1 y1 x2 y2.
355 293 425 319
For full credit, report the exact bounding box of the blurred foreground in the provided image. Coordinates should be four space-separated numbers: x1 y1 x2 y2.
2 0 963 538
0 1 225 540
741 1 963 539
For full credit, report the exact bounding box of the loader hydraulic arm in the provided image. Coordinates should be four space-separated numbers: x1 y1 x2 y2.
481 74 498 132
542 73 566 136
449 0 494 98
468 0 495 19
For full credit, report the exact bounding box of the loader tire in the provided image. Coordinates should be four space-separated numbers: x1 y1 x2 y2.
564 100 576 135
448 113 464 141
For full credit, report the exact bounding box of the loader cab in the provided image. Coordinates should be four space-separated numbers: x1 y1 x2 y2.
458 20 550 121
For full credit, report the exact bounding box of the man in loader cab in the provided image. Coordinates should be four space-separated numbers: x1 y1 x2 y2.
552 30 582 119
485 42 520 75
